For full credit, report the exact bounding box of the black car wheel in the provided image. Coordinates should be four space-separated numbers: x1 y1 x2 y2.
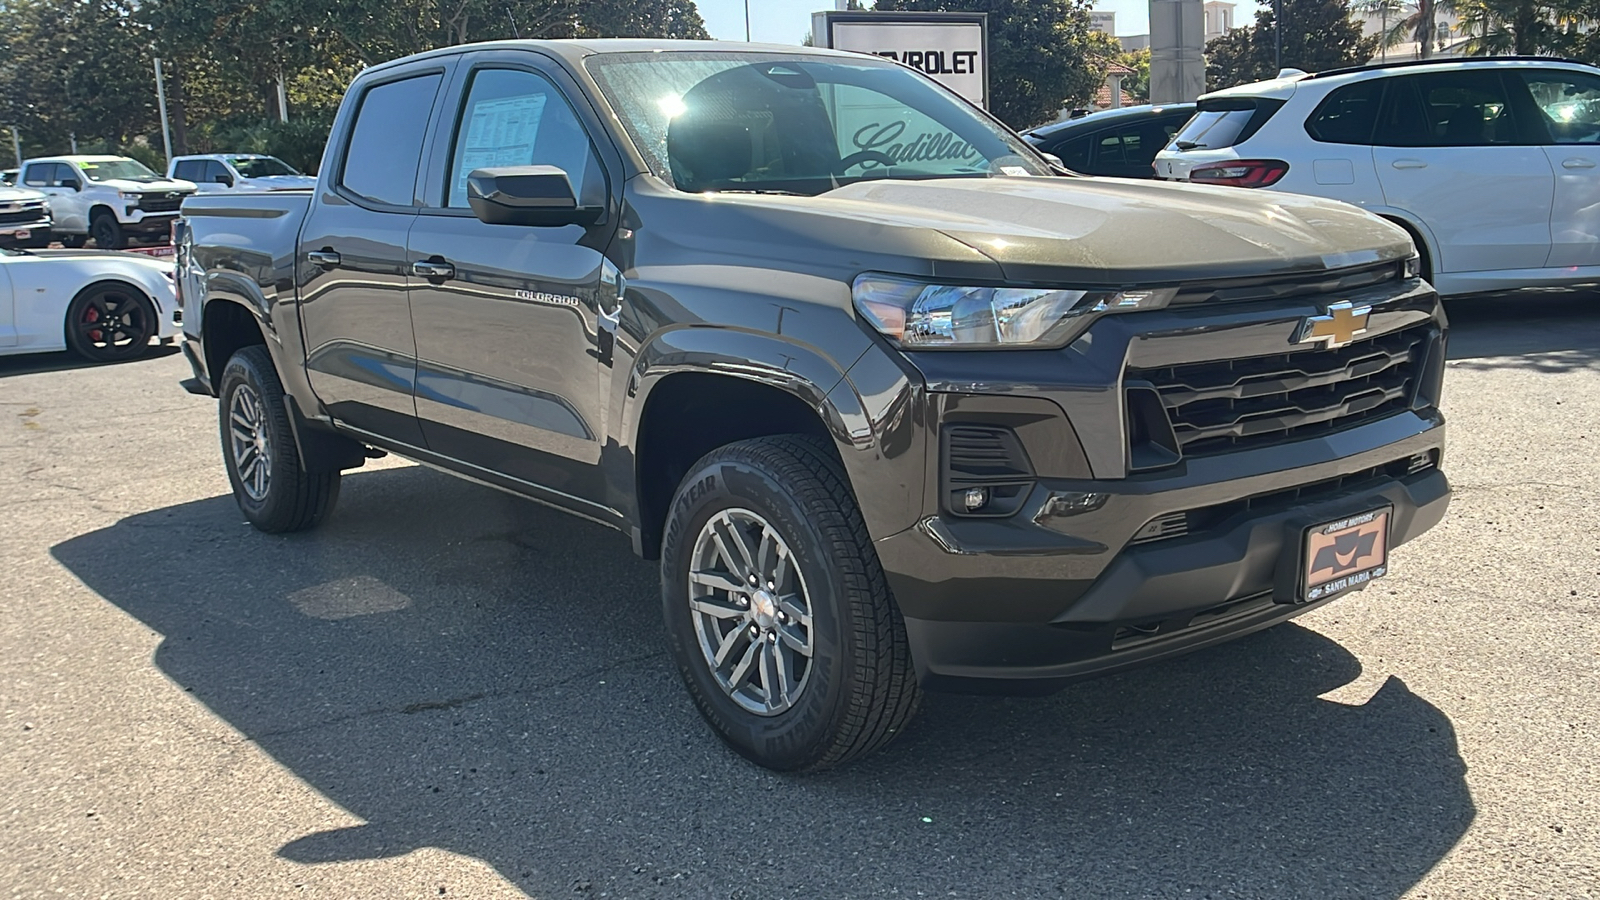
661 434 921 771
90 213 126 250
63 282 156 362
218 345 341 533
59 234 87 249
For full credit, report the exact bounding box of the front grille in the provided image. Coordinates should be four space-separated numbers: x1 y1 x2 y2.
0 207 46 225
136 194 187 213
1171 261 1404 307
1130 324 1430 457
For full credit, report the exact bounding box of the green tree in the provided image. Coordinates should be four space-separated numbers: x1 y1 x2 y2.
1120 46 1151 103
1205 0 1378 90
873 0 1108 128
1449 0 1583 55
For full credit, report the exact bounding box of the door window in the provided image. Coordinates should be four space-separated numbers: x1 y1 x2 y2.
203 160 233 184
1306 79 1384 144
1377 72 1523 147
1051 135 1092 170
339 72 445 207
1517 70 1600 143
22 163 57 187
444 68 602 209
172 160 205 181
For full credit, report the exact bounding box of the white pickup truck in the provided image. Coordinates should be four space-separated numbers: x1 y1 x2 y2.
20 155 196 249
167 154 317 193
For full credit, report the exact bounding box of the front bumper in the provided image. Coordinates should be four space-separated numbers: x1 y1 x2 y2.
122 211 179 234
0 216 50 243
878 422 1448 694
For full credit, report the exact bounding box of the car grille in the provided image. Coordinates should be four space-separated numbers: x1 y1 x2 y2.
136 194 187 213
1129 324 1430 457
0 206 46 225
1170 261 1404 306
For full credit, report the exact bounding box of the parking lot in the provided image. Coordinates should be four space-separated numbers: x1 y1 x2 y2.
0 292 1596 898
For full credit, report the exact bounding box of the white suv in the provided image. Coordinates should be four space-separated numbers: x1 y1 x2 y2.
1154 58 1600 297
19 155 196 249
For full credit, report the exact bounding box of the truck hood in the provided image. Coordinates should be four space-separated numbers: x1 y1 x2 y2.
99 177 196 193
819 176 1413 284
0 185 47 203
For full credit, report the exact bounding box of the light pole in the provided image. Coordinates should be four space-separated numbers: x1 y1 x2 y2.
154 58 174 164
744 0 751 41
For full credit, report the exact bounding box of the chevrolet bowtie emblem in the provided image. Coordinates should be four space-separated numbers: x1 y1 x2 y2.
1296 301 1371 349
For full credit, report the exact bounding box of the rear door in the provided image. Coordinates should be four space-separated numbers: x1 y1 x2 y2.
1510 67 1600 268
25 163 87 233
405 49 622 500
1371 71 1552 275
297 61 453 446
1088 113 1190 178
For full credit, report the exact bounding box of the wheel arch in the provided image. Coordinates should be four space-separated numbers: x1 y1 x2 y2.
626 327 919 560
1370 208 1439 282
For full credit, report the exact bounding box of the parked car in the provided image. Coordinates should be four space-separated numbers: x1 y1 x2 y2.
167 154 317 192
19 155 196 250
1154 58 1600 297
177 40 1449 772
0 183 52 248
1 169 18 186
0 246 178 361
1023 103 1196 178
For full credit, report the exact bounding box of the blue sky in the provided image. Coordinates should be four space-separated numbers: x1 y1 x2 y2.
695 0 1169 43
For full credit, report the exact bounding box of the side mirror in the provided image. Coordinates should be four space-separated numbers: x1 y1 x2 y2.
215 174 234 186
466 166 599 227
60 180 81 191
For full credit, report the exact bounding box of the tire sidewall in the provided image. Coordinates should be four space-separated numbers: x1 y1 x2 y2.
91 214 123 250
65 284 155 362
661 450 856 771
218 349 295 526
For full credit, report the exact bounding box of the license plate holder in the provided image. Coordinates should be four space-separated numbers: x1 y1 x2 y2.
1298 507 1391 603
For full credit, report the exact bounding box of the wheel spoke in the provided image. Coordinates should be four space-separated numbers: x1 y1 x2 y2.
690 596 748 621
755 525 776 583
726 640 759 689
237 454 259 486
776 594 810 630
771 545 791 594
758 641 781 710
252 455 268 495
712 625 750 667
689 569 746 595
771 642 793 708
713 513 758 579
776 621 811 656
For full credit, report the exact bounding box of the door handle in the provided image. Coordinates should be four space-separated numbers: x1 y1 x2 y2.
1562 157 1597 169
1390 158 1428 169
411 259 455 280
306 249 341 268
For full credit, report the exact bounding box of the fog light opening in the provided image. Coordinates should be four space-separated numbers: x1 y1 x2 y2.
963 487 990 513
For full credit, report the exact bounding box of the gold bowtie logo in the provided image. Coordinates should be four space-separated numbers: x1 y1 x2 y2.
1296 301 1371 349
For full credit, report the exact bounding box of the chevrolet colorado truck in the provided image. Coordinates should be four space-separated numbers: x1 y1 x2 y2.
175 40 1450 771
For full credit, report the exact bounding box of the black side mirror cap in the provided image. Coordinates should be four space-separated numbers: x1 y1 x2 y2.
466 166 600 227
215 175 234 186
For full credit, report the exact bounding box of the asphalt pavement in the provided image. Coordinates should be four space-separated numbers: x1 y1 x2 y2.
1 293 1596 899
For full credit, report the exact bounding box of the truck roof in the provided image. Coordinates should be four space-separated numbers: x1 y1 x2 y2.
24 154 135 164
364 38 865 74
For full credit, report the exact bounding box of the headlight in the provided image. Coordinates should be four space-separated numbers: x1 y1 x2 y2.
852 274 1174 349
1403 254 1423 280
118 191 142 200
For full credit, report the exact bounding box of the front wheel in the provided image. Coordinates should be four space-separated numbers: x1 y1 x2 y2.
59 233 88 249
90 213 126 250
218 345 341 533
661 435 921 771
63 282 156 362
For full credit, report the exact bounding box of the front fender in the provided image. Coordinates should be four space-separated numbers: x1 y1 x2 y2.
623 325 929 543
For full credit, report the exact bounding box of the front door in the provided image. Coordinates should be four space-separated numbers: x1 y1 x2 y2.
297 66 450 447
0 260 15 347
406 60 617 500
1372 71 1552 276
1510 67 1600 268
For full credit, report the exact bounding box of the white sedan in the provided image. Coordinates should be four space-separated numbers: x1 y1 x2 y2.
0 248 178 362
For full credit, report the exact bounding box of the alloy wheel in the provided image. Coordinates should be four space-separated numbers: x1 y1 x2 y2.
688 508 815 716
228 382 272 501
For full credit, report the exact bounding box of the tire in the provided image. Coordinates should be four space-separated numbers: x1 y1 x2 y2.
661 434 921 772
90 212 126 250
21 230 51 249
59 234 87 249
217 345 341 533
63 282 157 362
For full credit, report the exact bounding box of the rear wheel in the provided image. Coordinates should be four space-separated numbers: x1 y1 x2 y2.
90 212 126 250
59 233 87 249
63 282 156 362
218 345 341 533
661 435 921 771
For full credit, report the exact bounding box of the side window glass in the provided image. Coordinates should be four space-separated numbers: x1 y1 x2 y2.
1306 79 1383 144
1518 70 1600 143
446 68 602 209
1095 131 1127 167
1397 72 1519 147
1053 136 1092 171
205 161 232 183
340 72 444 207
23 164 53 186
172 160 194 180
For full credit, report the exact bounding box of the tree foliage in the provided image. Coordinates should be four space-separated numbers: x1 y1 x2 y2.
0 0 709 165
1205 0 1377 90
873 0 1110 129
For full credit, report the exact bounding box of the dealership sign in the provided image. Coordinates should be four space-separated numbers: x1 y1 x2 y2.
810 11 989 108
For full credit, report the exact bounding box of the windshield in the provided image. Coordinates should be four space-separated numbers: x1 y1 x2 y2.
228 156 299 177
76 158 161 182
585 51 1049 195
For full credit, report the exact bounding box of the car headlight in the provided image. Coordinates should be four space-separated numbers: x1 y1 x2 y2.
852 274 1174 349
119 191 142 200
1403 254 1423 280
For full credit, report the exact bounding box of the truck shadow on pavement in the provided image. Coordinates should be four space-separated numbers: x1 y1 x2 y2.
52 465 1473 899
1445 289 1600 370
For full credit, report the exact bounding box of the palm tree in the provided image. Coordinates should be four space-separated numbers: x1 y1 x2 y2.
1357 0 1440 59
1448 0 1582 56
